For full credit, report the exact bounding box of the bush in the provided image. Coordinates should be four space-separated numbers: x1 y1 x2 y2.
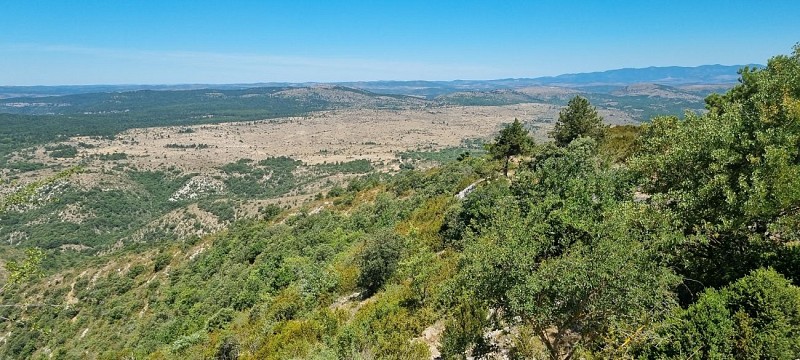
441 300 489 359
128 264 146 278
169 331 206 354
206 307 236 330
153 252 172 272
313 159 374 174
46 144 78 158
198 200 236 223
215 336 239 360
357 231 404 296
438 180 512 250
98 152 128 161
327 185 346 198
259 204 283 220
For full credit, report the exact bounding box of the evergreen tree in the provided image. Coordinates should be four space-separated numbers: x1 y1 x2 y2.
488 118 534 176
551 96 607 147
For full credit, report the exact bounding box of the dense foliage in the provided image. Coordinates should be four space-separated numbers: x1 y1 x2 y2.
487 118 534 176
551 95 607 147
643 268 800 358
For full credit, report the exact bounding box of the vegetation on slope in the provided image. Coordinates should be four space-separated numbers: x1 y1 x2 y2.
0 155 377 257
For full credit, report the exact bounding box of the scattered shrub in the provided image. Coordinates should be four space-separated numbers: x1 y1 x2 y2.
357 231 404 296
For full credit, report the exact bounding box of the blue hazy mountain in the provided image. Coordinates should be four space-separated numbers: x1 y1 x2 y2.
532 64 760 85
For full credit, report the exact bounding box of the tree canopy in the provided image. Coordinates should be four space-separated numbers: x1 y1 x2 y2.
488 118 534 176
551 95 607 147
642 268 800 358
453 138 679 359
630 44 800 291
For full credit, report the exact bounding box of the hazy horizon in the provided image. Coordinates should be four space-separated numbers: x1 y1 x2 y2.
0 63 762 88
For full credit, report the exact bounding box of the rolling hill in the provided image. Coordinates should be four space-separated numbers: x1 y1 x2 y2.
0 64 755 99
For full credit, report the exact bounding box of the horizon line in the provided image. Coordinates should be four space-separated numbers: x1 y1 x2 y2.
0 63 761 88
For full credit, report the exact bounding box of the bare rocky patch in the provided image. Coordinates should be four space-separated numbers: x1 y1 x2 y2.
168 175 226 202
58 203 93 224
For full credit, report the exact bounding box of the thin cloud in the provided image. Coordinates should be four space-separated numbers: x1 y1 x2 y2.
1 43 501 84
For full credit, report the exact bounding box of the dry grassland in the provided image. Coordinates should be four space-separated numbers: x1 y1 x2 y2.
45 103 635 173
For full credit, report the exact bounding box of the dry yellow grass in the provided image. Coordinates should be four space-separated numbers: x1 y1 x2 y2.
24 104 634 175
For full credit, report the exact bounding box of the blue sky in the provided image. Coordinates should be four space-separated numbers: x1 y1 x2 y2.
1 1 798 85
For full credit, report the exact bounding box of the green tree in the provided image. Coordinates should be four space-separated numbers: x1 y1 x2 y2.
215 336 240 360
357 231 404 296
551 96 606 147
488 118 534 176
642 268 800 359
439 180 514 250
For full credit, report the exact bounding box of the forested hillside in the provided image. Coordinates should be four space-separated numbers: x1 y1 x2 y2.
1 46 799 359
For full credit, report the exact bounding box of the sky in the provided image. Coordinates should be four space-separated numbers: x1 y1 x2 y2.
1 1 798 85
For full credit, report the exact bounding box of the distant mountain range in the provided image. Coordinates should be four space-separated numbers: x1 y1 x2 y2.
0 64 760 99
532 64 759 86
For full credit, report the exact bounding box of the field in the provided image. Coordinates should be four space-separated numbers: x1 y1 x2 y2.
18 103 632 173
